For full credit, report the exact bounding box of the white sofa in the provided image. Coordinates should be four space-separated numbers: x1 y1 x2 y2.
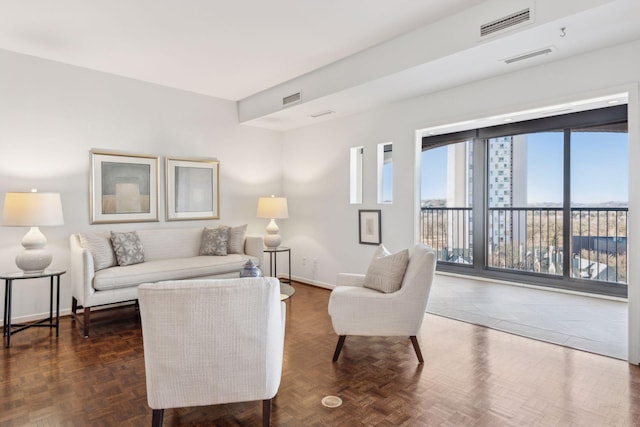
69 227 264 337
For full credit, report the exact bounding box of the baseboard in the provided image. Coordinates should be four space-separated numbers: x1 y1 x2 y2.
1 301 137 327
288 275 335 290
1 308 72 327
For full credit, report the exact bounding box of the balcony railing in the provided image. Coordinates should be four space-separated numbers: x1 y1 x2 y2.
421 207 472 264
420 206 628 285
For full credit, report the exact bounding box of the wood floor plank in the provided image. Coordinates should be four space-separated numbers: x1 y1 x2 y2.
2 282 640 426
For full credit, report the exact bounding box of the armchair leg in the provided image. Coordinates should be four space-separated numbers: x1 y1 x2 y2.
332 335 346 362
263 399 271 427
151 409 164 427
410 336 424 364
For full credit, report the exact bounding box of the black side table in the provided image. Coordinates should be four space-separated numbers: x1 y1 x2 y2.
2 269 65 348
264 247 291 285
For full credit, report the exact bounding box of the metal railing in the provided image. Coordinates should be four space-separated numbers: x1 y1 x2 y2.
420 206 628 284
421 207 472 264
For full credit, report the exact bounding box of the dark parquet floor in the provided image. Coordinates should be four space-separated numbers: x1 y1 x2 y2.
2 282 640 426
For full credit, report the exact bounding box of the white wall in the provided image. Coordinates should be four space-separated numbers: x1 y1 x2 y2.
281 39 640 361
0 49 283 322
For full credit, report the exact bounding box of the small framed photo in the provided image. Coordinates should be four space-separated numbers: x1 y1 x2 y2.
359 209 381 245
166 157 220 221
90 150 159 224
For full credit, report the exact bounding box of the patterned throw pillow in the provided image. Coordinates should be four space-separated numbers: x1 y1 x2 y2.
225 224 247 254
200 227 229 256
79 232 117 271
363 244 409 293
110 231 145 266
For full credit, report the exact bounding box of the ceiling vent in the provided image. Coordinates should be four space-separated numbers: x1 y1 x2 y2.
504 47 554 64
481 8 531 37
282 91 302 107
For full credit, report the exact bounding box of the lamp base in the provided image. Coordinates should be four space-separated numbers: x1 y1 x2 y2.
15 226 52 273
264 234 282 249
264 219 281 248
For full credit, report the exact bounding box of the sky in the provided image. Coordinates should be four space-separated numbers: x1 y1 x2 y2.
421 130 628 205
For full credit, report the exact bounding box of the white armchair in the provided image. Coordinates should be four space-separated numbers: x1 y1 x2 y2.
138 277 285 427
328 244 436 363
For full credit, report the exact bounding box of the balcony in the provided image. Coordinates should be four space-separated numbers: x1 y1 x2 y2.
421 206 628 287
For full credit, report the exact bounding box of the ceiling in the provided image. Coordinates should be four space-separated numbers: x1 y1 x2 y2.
0 0 485 101
1 0 639 131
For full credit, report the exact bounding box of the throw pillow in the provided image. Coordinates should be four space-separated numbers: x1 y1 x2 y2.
200 227 229 256
78 232 117 271
110 231 145 266
226 224 247 254
363 244 409 293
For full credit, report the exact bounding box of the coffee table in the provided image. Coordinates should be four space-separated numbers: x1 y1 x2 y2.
280 282 295 301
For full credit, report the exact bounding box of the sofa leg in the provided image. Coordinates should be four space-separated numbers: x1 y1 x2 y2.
262 399 271 427
332 335 346 362
410 336 424 364
83 307 91 338
151 408 164 427
71 297 78 321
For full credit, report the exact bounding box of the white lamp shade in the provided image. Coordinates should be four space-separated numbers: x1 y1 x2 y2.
3 192 64 226
3 192 64 273
257 197 288 219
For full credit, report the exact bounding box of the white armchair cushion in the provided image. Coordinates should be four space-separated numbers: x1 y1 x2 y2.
363 244 409 293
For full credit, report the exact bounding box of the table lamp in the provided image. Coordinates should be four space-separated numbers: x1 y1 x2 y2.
257 196 288 249
2 190 64 273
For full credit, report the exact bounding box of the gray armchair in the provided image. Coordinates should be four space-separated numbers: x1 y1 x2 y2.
138 277 285 427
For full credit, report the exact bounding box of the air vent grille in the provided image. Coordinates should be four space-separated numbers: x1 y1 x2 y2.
504 47 553 64
481 8 530 37
282 92 302 107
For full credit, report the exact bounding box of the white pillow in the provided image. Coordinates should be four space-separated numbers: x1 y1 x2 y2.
78 232 116 271
224 224 247 254
363 244 409 293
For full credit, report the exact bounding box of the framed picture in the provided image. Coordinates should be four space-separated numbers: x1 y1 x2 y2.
166 157 220 221
90 150 159 224
359 209 381 245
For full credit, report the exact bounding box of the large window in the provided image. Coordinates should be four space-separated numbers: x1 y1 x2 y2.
421 105 628 297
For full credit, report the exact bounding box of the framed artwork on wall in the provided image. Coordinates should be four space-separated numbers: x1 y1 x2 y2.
90 150 159 224
166 157 220 221
358 209 381 245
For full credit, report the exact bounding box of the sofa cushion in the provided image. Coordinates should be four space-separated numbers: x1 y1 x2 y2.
363 244 409 293
111 231 145 266
226 224 247 254
78 232 116 271
200 227 229 256
136 228 202 260
93 255 257 291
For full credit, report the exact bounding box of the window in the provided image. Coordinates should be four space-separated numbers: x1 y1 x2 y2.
377 142 393 204
349 146 363 204
421 105 628 297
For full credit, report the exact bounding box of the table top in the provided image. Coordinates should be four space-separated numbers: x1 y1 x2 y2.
280 282 295 301
0 269 66 280
264 246 290 253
